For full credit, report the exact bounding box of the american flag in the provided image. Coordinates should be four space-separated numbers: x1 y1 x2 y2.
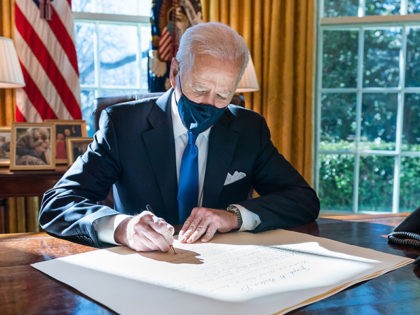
158 26 174 62
149 0 202 92
14 0 81 122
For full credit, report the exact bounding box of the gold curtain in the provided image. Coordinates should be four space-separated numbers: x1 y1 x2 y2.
201 0 315 183
0 0 15 126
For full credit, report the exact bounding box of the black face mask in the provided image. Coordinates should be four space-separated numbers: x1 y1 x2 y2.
176 79 227 135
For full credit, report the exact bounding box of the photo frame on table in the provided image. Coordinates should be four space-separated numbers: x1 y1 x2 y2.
0 127 11 167
47 120 87 164
66 137 92 166
10 122 55 171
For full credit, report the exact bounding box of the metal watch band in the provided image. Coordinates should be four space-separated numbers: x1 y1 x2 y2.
226 205 243 229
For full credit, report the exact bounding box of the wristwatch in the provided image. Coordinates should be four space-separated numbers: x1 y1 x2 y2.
226 205 243 230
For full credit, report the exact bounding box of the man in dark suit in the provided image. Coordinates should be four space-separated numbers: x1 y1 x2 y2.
39 22 319 252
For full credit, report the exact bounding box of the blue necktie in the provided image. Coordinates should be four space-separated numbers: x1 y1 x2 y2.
177 131 199 223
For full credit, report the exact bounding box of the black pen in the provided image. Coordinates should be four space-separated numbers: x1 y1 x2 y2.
146 204 177 254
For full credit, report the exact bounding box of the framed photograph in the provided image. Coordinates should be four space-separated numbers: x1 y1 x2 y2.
0 127 11 166
10 122 55 171
66 137 92 165
48 120 87 164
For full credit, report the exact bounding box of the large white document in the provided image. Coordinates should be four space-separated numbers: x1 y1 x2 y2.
32 230 413 315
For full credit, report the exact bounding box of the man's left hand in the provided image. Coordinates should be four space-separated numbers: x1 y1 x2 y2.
178 207 238 243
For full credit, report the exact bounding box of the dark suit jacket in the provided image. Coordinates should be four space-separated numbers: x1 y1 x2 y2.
39 89 320 247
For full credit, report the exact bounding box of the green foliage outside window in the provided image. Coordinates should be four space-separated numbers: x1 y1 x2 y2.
319 142 420 212
318 8 420 213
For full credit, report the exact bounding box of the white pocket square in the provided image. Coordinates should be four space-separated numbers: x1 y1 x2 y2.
224 171 247 186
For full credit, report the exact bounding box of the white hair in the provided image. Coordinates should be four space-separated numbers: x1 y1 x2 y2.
176 22 249 79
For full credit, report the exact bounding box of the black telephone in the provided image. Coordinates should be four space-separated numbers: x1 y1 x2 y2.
388 207 420 248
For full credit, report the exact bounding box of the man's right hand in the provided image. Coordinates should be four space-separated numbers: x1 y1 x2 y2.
114 211 175 252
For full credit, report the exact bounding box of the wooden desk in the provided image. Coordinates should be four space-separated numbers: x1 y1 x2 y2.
0 166 67 198
0 166 68 233
0 215 418 314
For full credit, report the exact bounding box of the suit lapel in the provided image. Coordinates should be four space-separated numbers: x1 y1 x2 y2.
203 110 239 207
142 91 179 222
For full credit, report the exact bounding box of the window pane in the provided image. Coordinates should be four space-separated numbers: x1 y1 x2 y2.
402 93 420 151
140 25 151 90
75 22 95 85
406 27 420 87
317 1 420 214
73 0 152 15
359 156 394 212
318 154 354 211
361 93 398 150
363 28 401 87
323 0 359 17
80 89 96 137
400 157 420 212
72 0 94 12
322 30 358 88
365 0 400 15
98 24 139 87
96 0 151 15
320 93 356 149
73 3 152 136
408 0 420 13
97 89 139 97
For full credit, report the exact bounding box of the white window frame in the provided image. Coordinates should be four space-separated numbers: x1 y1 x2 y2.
73 12 150 96
315 1 420 213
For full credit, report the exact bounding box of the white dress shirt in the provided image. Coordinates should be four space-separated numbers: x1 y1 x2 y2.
93 94 261 244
